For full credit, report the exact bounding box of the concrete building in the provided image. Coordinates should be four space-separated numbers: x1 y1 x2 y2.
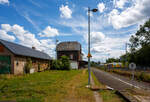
0 39 51 74
56 41 83 69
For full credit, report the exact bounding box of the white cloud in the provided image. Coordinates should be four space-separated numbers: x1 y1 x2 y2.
0 24 56 58
91 46 111 54
114 0 128 9
109 0 150 29
0 30 15 41
83 31 105 45
97 3 105 13
0 0 9 5
39 39 55 56
59 14 109 36
59 5 72 19
90 33 130 62
11 24 27 41
1 24 11 31
91 32 105 44
39 26 59 37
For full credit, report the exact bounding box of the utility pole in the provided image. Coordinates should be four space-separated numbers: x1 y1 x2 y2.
88 7 91 86
87 7 98 86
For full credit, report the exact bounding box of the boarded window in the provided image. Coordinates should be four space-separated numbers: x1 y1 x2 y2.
0 45 4 52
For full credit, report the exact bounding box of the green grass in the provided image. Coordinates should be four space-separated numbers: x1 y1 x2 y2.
99 90 126 102
0 70 95 102
91 72 106 89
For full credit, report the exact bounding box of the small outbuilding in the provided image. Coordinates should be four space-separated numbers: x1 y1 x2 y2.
0 39 51 74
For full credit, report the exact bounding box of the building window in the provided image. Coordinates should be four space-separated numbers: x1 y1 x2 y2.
32 60 36 63
16 61 19 66
70 54 73 59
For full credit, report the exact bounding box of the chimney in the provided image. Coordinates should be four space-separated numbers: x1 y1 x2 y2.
32 46 36 50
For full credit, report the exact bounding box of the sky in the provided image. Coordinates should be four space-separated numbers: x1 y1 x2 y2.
0 0 150 62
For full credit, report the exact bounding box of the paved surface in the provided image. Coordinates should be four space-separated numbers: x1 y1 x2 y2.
92 68 150 91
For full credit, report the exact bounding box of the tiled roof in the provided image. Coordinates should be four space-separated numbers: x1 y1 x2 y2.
0 39 51 60
56 41 81 51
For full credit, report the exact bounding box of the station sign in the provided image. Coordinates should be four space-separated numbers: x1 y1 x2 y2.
129 63 136 70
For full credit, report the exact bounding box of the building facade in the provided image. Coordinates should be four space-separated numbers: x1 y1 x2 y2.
0 39 51 74
56 41 83 69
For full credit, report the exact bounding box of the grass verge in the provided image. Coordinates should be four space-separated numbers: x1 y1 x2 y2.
107 69 150 83
0 69 95 102
91 72 126 102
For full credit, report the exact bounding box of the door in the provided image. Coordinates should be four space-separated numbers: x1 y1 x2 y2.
70 61 78 69
0 56 11 74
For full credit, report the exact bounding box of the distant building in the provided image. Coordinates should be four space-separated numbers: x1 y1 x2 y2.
0 39 51 74
56 41 83 69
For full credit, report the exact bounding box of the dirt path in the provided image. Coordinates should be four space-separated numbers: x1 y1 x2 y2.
91 76 103 102
62 69 95 102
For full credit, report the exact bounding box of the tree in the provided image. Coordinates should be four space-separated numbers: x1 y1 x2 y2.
129 18 150 50
120 18 150 66
60 55 70 70
51 60 62 70
106 58 120 63
51 56 70 70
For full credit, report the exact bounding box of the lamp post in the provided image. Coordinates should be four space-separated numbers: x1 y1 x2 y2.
87 7 98 86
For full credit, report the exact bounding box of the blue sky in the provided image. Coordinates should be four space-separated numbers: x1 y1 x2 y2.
0 0 150 62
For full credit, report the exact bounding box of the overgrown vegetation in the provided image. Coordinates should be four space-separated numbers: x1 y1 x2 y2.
106 58 120 63
106 69 150 83
121 19 150 66
105 19 150 67
60 55 70 70
100 90 126 102
25 58 32 73
0 70 95 102
90 61 101 68
51 60 62 70
51 55 70 70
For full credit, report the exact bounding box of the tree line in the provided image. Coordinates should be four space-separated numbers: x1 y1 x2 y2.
107 18 150 67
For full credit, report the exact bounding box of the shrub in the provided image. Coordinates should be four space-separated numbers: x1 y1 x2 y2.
51 56 70 70
25 58 32 73
51 60 62 70
38 63 41 72
60 55 70 70
138 72 150 82
48 61 51 70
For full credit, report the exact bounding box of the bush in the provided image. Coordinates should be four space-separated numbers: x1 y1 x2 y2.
38 63 41 72
138 72 150 82
51 60 62 70
107 69 150 82
25 58 32 73
48 61 51 69
51 56 70 70
60 56 70 70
